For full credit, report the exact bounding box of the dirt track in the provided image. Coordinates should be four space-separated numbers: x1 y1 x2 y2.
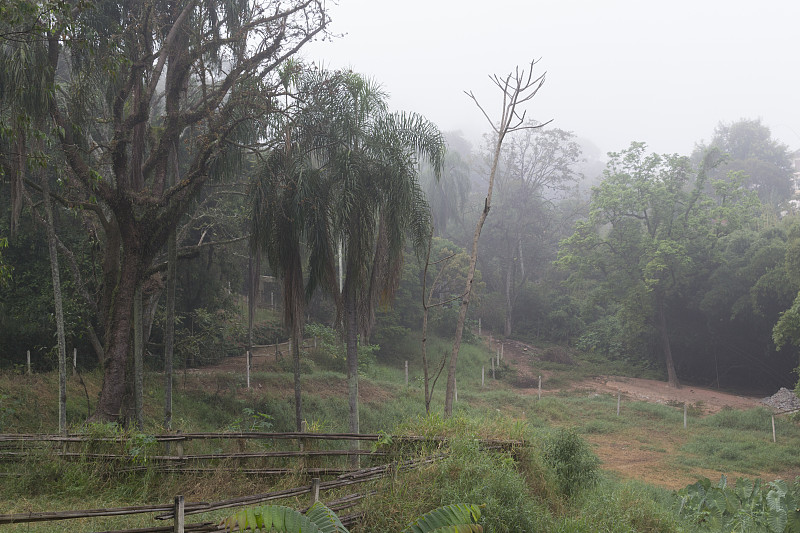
200 336 785 489
487 335 786 489
488 335 764 414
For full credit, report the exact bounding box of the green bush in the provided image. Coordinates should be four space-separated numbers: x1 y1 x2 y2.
304 323 376 374
542 428 599 497
565 480 680 533
428 439 553 532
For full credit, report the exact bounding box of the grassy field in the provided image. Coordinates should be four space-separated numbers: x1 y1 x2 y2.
1 326 798 532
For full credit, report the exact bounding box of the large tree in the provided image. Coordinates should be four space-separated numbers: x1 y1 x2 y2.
559 143 758 388
250 69 444 438
483 124 582 337
1 0 328 422
695 119 794 207
250 65 340 431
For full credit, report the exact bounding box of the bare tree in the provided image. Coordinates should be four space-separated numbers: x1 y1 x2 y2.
444 61 549 417
421 233 464 414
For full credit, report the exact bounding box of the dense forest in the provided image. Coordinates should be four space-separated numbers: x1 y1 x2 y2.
2 0 800 432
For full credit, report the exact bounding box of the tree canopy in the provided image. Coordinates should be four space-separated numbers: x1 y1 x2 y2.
559 142 760 387
1 0 328 421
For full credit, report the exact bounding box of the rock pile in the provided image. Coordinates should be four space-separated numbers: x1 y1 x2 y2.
761 387 800 412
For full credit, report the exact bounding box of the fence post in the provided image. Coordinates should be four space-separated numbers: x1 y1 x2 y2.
617 392 621 416
491 357 495 380
311 477 320 504
772 414 776 443
73 348 77 375
500 344 504 360
246 351 251 389
27 350 31 375
538 375 541 400
299 420 307 452
404 361 408 386
481 366 485 388
173 495 185 533
478 318 481 336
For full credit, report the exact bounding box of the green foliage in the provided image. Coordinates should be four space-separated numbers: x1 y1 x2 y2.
478 124 583 337
542 428 599 497
305 323 377 374
0 200 96 370
695 118 795 207
429 440 547 532
569 480 680 533
173 306 247 367
124 432 157 464
676 476 800 532
402 503 483 533
305 501 350 533
702 407 774 432
773 292 800 349
558 142 762 383
0 236 11 288
221 501 484 533
221 503 336 533
0 391 14 430
227 408 274 433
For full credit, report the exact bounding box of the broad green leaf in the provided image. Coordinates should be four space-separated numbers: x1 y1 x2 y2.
705 489 726 521
402 503 482 533
306 501 350 533
220 505 321 532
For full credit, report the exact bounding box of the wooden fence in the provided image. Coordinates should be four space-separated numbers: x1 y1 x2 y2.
0 432 524 531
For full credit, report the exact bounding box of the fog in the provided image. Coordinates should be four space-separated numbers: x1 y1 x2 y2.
303 0 800 158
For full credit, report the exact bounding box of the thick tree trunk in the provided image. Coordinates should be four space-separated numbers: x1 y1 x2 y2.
655 290 680 388
91 253 140 422
134 286 144 429
42 176 68 434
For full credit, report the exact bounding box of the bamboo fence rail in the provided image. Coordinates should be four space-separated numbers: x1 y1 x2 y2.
0 455 438 528
0 431 525 531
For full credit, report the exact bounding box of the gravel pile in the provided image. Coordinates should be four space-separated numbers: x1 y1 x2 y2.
761 387 800 412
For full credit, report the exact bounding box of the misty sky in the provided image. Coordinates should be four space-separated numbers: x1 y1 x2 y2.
303 0 800 159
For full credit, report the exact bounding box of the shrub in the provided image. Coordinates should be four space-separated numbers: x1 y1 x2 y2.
676 476 800 532
542 428 599 497
569 480 680 533
304 323 376 374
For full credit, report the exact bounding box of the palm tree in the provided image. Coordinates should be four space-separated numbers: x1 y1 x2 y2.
250 68 444 438
323 75 445 439
250 66 338 431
